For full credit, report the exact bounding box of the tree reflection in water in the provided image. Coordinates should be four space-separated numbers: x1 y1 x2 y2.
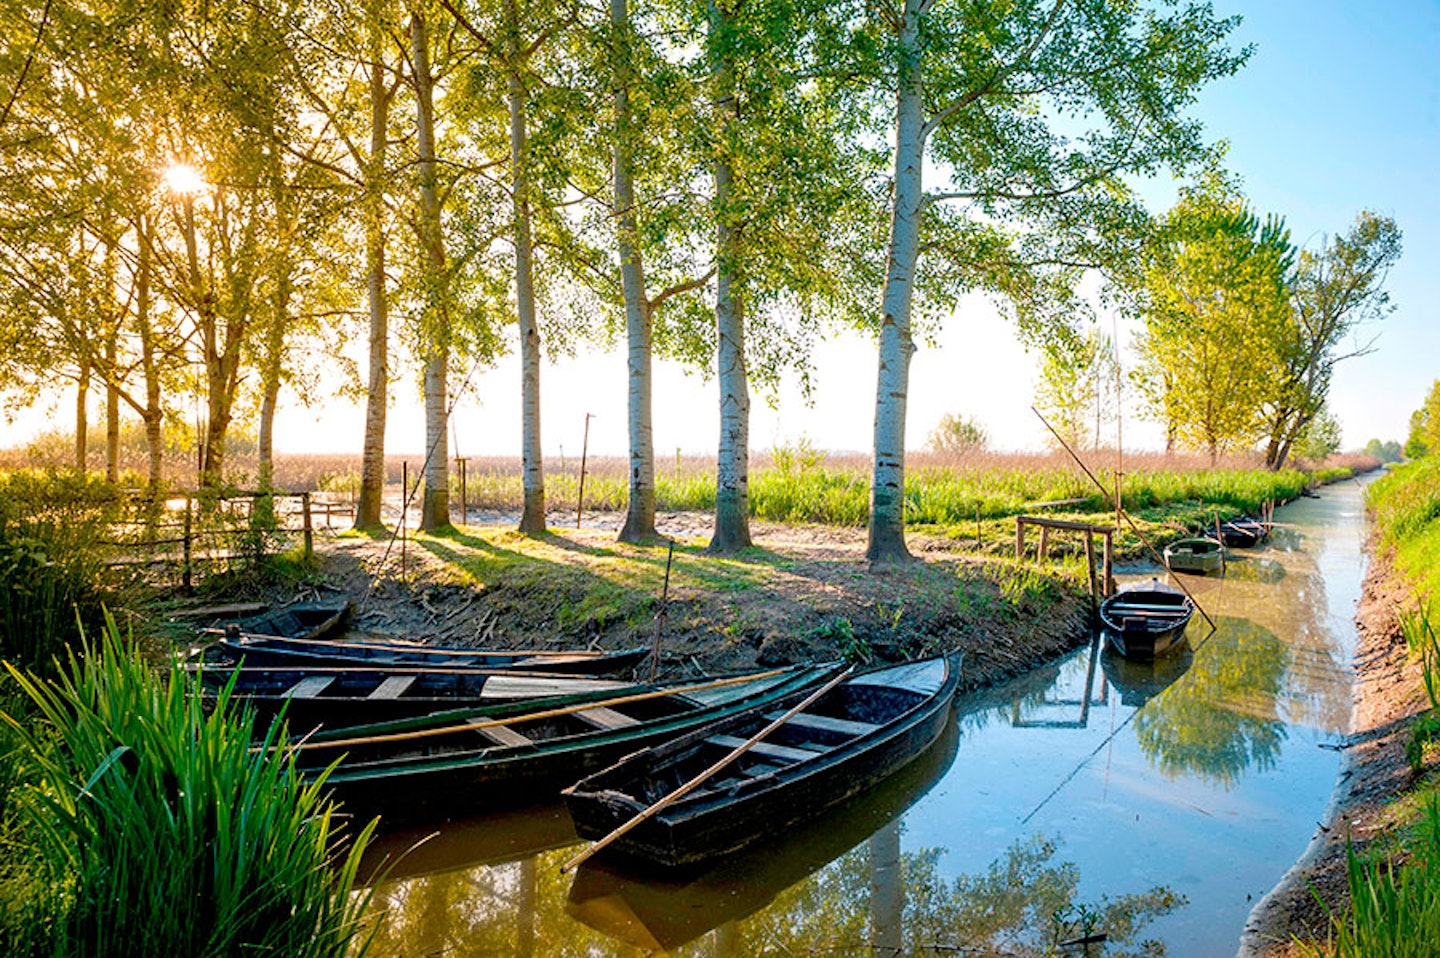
365 833 1183 957
1132 616 1289 788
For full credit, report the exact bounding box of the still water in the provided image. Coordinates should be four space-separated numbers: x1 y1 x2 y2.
359 479 1368 957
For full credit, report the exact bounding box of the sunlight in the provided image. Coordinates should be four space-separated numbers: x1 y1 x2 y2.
162 162 206 195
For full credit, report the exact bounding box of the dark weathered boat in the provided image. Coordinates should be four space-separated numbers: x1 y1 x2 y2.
295 663 842 823
1098 578 1195 660
1219 516 1269 548
193 663 634 729
213 632 648 676
1163 536 1224 574
565 715 960 950
561 656 960 868
208 599 350 642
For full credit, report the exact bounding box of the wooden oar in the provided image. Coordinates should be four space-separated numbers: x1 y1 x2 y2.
269 666 794 753
559 664 855 874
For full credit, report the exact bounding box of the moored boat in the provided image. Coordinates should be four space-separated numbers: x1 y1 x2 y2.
1098 578 1195 660
1163 536 1224 574
561 656 960 868
1219 516 1269 548
192 662 633 730
293 663 842 823
212 632 648 676
207 599 350 642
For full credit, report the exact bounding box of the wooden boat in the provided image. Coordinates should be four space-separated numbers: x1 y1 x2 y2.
1219 516 1269 548
1098 578 1195 660
192 662 634 730
1163 536 1224 574
212 632 648 676
561 656 960 868
565 715 960 950
207 599 349 642
294 663 842 823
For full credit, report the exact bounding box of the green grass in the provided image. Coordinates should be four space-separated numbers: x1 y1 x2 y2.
0 620 377 957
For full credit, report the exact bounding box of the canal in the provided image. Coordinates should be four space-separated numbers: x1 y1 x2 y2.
358 478 1369 957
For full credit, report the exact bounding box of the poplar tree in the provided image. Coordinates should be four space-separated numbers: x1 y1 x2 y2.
841 0 1247 562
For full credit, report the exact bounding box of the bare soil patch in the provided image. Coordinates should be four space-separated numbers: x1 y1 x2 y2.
257 513 1090 693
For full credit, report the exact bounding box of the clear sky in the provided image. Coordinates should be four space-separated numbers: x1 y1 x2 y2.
5 0 1436 461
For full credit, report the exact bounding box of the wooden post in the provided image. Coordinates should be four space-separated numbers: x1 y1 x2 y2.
975 503 982 548
1084 532 1098 608
182 496 193 592
1102 531 1114 597
650 539 675 682
1014 518 1025 561
401 460 408 583
1038 526 1050 563
577 413 594 529
301 491 313 559
456 457 468 526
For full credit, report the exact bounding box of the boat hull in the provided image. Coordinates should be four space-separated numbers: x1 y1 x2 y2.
299 665 841 823
214 635 648 676
1163 537 1225 575
1099 580 1195 662
563 657 959 868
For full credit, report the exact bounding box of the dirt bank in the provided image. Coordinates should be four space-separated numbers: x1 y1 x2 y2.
1238 547 1432 956
192 512 1091 695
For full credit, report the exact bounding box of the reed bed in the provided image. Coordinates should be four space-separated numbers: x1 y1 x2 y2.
0 621 377 957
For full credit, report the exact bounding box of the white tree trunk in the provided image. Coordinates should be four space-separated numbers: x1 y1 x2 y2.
510 24 546 534
413 11 451 531
867 0 925 564
357 48 390 530
708 3 751 555
614 0 656 544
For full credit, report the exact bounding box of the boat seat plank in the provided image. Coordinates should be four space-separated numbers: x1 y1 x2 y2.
467 719 531 747
368 675 417 700
705 734 817 764
573 706 640 729
481 676 624 699
1107 602 1189 613
767 710 879 738
283 676 335 699
1108 608 1188 618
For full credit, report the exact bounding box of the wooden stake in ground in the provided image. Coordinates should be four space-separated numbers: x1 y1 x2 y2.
559 664 855 873
650 539 675 682
577 412 593 529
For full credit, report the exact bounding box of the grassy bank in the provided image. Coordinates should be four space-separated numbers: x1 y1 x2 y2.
1296 459 1440 955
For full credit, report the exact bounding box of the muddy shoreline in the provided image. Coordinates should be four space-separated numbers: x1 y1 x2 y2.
1238 545 1430 956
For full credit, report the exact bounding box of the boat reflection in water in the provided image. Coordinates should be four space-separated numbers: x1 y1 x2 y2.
1100 643 1193 709
565 714 961 951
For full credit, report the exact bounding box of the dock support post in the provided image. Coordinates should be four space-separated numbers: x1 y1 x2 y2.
301 491 313 559
1014 519 1025 561
1102 531 1114 597
1084 532 1098 608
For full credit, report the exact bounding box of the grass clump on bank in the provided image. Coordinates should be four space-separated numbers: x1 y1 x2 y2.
0 621 377 957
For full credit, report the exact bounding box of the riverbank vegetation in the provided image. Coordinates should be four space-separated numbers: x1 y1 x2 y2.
0 499 376 956
1293 457 1440 955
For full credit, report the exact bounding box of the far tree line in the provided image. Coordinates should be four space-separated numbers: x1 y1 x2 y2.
0 0 1400 563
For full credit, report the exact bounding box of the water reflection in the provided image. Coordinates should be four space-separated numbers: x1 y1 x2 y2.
1101 644 1193 708
1133 617 1288 788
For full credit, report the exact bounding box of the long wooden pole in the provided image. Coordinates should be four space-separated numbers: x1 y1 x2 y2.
559 664 855 873
650 538 675 682
278 667 793 752
1031 407 1215 631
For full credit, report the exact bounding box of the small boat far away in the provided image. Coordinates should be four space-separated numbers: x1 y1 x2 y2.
1219 516 1270 548
562 656 960 869
1098 578 1196 661
1163 536 1225 575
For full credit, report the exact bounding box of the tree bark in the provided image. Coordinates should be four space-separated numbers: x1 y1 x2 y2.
866 0 925 565
613 0 656 544
413 10 451 532
707 1 751 555
357 47 391 531
509 14 545 534
74 352 89 471
135 215 164 493
104 327 119 482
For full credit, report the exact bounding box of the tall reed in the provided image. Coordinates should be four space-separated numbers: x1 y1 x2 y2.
0 619 376 957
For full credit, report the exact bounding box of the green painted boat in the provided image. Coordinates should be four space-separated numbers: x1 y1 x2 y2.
1163 536 1224 575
